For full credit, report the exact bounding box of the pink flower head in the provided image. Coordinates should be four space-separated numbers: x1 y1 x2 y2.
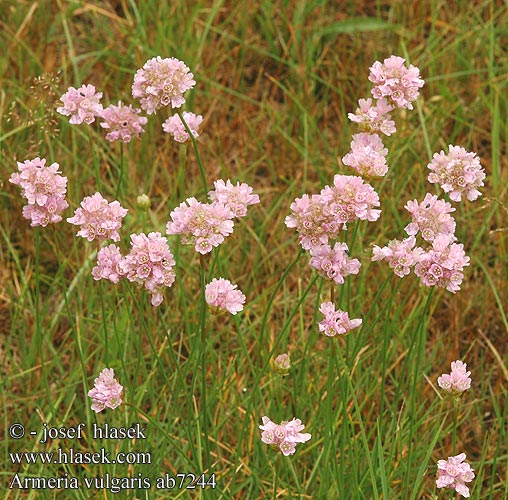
208 179 260 218
259 416 311 456
9 157 68 227
427 145 485 202
166 198 234 254
414 234 470 293
132 56 196 114
369 55 424 110
162 111 203 143
67 192 128 242
309 243 361 284
437 360 471 395
285 193 336 250
342 133 389 178
57 84 103 124
404 193 456 242
272 353 291 376
119 232 176 307
99 101 147 143
372 236 425 277
436 453 475 498
205 278 245 315
320 175 381 228
318 302 362 337
348 98 396 136
92 244 124 284
88 368 123 413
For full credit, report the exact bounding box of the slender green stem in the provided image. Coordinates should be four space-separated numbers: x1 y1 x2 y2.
452 398 458 454
97 278 109 365
116 143 124 199
177 110 208 198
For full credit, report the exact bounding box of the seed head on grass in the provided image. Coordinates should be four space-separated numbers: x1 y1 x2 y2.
99 101 148 143
208 179 260 218
437 360 471 395
9 157 68 227
119 232 176 307
436 453 475 498
342 132 389 178
369 55 424 110
427 145 485 202
260 417 311 456
57 84 103 124
132 56 196 114
88 368 123 413
166 197 234 254
67 192 128 242
205 278 245 315
162 111 203 143
318 302 362 337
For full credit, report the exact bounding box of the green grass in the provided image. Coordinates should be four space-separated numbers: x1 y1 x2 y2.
1 1 507 498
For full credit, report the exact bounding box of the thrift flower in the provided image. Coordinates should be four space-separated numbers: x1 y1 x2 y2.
320 174 381 228
348 97 396 136
318 302 362 336
100 101 147 142
309 243 361 284
427 145 485 202
166 198 234 254
259 416 311 456
342 132 389 178
57 84 103 124
88 368 123 412
9 157 68 227
162 111 203 142
437 360 471 395
414 234 470 293
272 353 291 376
372 236 425 277
92 244 124 284
404 193 456 242
436 453 475 498
132 56 196 113
285 193 336 250
369 55 424 110
119 232 176 307
67 192 128 242
205 278 245 315
208 179 260 218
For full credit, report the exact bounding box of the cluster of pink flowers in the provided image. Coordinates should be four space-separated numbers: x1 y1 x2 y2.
100 101 148 143
348 98 396 136
437 360 471 395
166 197 234 254
91 244 124 283
57 84 103 124
67 192 128 242
208 179 261 218
259 416 311 456
309 243 361 284
9 157 69 227
436 453 475 498
162 111 202 142
404 193 456 243
318 302 362 337
427 145 485 202
272 353 291 376
342 133 389 178
88 368 123 413
119 232 176 307
369 55 425 110
132 56 196 113
205 278 245 315
372 236 424 278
